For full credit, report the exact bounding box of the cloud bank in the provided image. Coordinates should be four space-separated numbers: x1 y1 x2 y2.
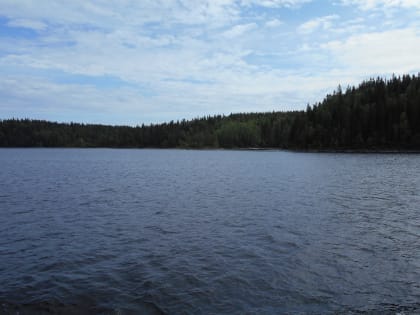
0 0 419 124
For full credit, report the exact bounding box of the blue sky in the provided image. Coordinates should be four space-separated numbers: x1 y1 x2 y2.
0 0 419 125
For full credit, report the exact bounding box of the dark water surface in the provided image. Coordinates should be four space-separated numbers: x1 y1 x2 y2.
0 149 419 314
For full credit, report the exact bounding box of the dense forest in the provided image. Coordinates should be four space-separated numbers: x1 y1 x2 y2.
1 74 420 150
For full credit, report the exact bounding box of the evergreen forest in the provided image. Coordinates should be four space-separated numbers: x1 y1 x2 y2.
1 74 420 150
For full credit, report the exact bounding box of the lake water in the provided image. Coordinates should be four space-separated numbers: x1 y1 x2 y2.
0 149 419 314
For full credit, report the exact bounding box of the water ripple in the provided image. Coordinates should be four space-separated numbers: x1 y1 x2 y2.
0 149 419 314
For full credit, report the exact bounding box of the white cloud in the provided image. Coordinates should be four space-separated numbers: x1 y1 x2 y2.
241 0 312 8
340 0 420 10
0 1 419 124
0 0 240 28
7 18 47 31
322 28 420 74
222 23 258 38
265 19 283 28
298 15 339 34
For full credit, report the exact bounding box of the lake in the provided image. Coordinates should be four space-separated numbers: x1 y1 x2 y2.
0 149 419 314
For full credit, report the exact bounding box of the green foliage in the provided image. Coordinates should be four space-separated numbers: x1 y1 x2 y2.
1 74 420 150
217 121 260 148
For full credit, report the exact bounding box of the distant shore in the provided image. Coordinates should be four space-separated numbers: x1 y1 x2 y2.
1 146 420 153
2 75 420 150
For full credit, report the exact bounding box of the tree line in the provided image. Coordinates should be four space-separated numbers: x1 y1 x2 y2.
1 74 420 150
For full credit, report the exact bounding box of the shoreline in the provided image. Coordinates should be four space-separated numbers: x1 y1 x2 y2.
1 146 420 153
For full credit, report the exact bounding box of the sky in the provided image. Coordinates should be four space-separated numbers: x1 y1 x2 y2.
0 0 419 125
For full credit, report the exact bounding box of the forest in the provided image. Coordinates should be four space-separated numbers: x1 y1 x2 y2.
1 74 420 150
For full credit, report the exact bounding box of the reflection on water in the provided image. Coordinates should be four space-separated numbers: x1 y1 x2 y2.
0 149 419 314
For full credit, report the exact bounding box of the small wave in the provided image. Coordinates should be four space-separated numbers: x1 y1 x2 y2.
0 300 167 315
0 301 108 315
144 225 178 235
